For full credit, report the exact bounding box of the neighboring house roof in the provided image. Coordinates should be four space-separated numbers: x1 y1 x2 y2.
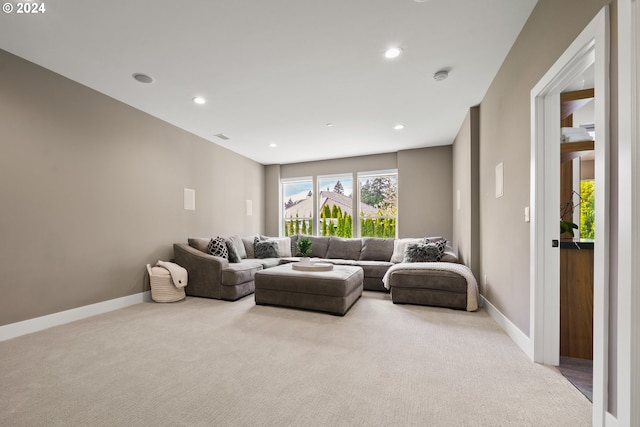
284 191 378 218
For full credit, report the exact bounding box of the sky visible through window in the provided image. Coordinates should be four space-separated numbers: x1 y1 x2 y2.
318 177 352 196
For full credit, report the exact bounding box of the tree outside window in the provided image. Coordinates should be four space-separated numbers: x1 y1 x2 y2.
359 172 398 238
318 176 353 237
282 179 313 236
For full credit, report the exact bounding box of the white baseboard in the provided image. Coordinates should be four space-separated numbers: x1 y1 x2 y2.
0 291 151 342
481 294 534 360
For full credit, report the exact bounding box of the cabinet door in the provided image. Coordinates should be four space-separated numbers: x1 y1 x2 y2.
559 248 594 359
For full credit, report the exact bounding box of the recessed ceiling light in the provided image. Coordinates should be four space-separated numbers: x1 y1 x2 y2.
193 96 206 105
269 143 277 148
384 47 403 59
433 70 449 81
132 73 153 84
326 123 334 127
394 124 405 130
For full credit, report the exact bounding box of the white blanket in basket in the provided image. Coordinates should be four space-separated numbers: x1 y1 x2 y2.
382 262 479 311
156 261 188 289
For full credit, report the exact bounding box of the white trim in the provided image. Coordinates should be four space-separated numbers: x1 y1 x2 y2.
616 0 640 425
480 295 532 358
0 291 151 342
530 7 609 426
605 412 618 427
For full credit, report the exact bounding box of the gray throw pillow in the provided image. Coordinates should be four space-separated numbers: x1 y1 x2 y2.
403 242 442 262
228 235 247 259
255 240 279 259
207 236 229 259
225 239 241 263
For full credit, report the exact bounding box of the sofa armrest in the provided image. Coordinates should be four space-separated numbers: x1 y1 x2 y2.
173 243 229 299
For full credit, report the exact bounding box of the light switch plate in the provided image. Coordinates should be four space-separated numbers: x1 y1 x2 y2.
524 206 530 222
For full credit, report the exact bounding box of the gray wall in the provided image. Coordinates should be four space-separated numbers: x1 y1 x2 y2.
0 50 264 326
478 0 614 334
452 107 480 279
476 0 617 412
397 146 453 239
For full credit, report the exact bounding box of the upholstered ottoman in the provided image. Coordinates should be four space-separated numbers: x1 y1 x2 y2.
254 264 364 315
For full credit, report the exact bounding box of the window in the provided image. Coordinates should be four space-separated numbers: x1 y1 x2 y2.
282 178 313 236
280 169 398 238
580 179 595 239
318 175 353 237
358 171 398 238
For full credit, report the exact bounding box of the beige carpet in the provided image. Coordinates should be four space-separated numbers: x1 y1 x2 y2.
0 292 592 426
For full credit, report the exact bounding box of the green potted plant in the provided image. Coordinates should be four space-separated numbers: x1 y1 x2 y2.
296 237 313 263
560 191 581 238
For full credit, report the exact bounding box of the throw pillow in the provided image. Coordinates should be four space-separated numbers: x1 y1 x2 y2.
261 236 292 257
390 238 423 263
225 239 241 263
228 235 247 259
207 236 229 259
423 238 446 257
403 242 442 263
254 240 279 259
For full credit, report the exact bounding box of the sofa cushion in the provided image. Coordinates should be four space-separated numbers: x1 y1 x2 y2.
307 236 330 258
354 260 394 279
390 238 423 263
441 249 459 263
207 237 229 259
359 238 394 261
403 242 442 262
188 237 210 253
255 240 279 258
326 237 362 260
225 239 241 263
227 235 247 259
242 235 257 259
221 263 262 286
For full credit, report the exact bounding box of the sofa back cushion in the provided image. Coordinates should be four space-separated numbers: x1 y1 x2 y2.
242 235 257 259
306 236 330 258
359 238 394 261
326 237 362 260
188 238 210 253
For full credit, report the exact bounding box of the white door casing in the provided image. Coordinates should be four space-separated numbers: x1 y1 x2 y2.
530 6 609 426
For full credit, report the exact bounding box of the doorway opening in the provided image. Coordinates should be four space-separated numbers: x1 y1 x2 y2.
558 87 596 402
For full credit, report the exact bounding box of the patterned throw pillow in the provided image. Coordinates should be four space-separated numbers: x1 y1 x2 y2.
403 242 442 263
423 238 446 258
207 236 229 259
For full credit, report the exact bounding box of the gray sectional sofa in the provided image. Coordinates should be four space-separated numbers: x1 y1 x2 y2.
173 234 477 310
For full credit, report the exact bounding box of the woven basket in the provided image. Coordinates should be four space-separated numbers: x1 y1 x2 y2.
146 264 186 303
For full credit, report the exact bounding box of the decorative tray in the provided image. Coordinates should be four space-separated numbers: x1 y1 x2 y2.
291 262 334 272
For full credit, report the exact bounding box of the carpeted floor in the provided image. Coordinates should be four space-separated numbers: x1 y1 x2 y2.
0 292 592 426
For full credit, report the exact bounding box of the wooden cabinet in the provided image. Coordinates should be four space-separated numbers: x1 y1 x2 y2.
559 243 594 359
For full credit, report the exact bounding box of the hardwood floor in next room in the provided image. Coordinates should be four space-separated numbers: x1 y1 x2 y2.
558 356 593 402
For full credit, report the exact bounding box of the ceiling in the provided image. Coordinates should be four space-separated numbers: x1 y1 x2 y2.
0 0 537 165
